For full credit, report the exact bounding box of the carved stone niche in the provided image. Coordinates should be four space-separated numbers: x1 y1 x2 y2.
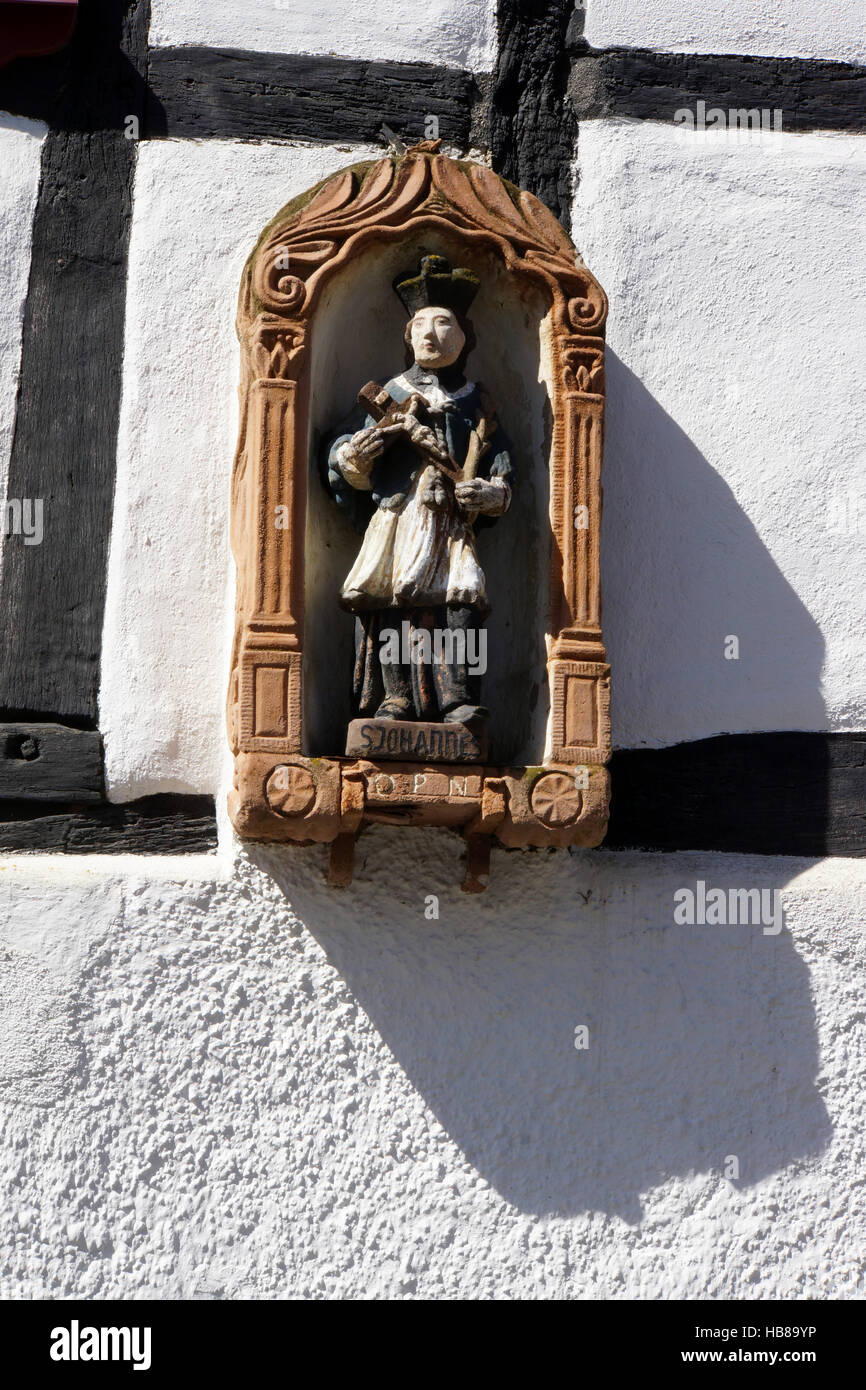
227 145 611 891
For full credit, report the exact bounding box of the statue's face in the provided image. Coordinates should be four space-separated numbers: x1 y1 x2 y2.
409 306 466 369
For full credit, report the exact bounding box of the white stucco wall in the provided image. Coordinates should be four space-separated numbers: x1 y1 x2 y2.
574 121 866 748
149 0 497 73
100 139 381 802
1 843 863 1299
0 115 45 546
585 1 866 65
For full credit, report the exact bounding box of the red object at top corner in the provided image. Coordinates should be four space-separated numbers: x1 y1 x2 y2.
0 1 78 71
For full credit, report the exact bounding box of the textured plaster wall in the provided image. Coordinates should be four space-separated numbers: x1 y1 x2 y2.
0 845 863 1299
573 121 866 748
100 139 381 801
0 114 45 552
585 1 866 66
2 23 865 1302
149 0 497 73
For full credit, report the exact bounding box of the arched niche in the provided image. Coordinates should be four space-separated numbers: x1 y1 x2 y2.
305 227 552 767
227 146 611 890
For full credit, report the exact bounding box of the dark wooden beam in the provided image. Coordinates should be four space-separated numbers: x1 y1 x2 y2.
0 794 218 853
0 128 136 724
0 0 150 725
146 46 480 148
569 46 866 133
491 0 576 226
606 733 866 858
0 723 103 800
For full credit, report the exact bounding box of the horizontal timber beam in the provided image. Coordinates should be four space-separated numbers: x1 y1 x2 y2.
569 46 866 132
145 47 482 148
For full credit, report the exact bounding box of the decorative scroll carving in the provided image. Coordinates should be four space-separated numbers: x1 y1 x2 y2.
248 153 607 335
228 146 612 889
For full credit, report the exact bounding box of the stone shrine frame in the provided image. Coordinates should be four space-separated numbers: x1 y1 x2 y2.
227 145 611 890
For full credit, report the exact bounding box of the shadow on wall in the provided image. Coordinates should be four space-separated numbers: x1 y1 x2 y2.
248 354 831 1220
252 836 830 1223
601 350 833 853
601 351 828 750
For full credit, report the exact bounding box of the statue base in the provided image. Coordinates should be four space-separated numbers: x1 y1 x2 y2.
345 718 487 764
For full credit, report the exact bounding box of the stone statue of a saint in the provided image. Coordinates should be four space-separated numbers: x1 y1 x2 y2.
325 254 512 757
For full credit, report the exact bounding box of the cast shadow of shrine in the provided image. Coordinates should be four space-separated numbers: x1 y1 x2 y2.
251 353 831 1220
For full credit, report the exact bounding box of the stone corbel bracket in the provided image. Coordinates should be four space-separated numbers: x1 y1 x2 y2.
227 146 612 890
231 754 611 891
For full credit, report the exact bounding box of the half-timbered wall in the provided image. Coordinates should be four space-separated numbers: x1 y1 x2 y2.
0 1 863 1300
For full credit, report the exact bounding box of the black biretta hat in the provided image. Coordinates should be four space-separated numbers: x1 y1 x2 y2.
393 254 479 318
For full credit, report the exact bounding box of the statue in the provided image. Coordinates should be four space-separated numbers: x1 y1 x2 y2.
325 254 513 760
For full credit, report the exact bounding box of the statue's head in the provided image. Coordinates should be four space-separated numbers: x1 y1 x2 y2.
408 305 466 368
394 254 479 371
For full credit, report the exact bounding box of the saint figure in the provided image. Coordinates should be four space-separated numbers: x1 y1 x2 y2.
325 254 512 735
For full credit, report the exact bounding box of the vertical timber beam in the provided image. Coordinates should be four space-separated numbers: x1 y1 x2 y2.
491 0 577 226
0 0 150 730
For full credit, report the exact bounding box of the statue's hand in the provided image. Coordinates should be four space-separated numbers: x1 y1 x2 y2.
336 425 400 490
348 426 390 463
419 469 449 512
405 421 445 457
455 478 510 517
